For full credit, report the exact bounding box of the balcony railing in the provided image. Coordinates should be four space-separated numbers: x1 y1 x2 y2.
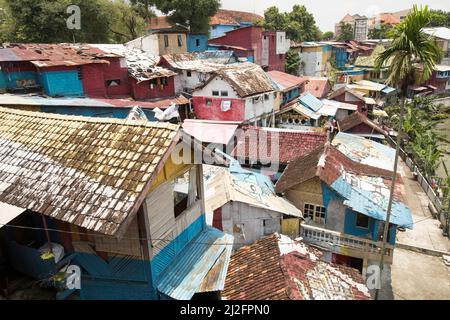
299 223 394 262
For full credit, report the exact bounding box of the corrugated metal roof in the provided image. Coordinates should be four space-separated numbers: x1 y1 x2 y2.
0 94 189 109
157 227 233 300
267 70 306 92
205 162 303 218
332 132 395 171
292 102 321 120
0 47 46 62
422 27 450 40
299 92 324 112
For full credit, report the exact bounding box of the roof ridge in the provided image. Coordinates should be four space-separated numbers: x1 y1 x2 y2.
0 106 179 130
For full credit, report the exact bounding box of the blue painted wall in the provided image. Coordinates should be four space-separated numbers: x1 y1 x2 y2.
187 34 208 52
209 25 238 39
150 214 205 282
0 71 38 89
38 71 84 97
322 182 396 245
333 47 348 69
40 106 157 121
283 88 300 105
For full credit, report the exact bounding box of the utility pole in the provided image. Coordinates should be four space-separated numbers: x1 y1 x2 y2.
374 90 405 300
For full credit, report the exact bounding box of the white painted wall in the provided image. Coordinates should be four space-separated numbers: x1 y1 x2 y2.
300 50 323 77
175 70 212 94
244 91 276 120
221 201 282 249
126 34 159 56
276 32 290 55
193 77 239 99
262 36 269 66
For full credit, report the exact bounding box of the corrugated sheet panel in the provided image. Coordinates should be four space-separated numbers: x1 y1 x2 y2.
157 227 233 300
299 92 324 112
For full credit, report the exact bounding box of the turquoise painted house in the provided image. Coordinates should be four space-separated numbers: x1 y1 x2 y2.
276 133 413 271
0 108 232 300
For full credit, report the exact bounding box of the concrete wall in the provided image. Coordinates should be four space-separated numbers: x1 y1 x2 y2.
126 34 159 56
244 92 276 120
157 33 188 55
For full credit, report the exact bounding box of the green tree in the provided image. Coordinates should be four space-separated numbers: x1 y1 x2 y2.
109 0 147 42
1 0 138 43
322 31 334 41
428 9 448 27
374 5 443 299
262 6 286 31
368 24 393 39
154 0 220 33
262 5 321 42
285 49 301 75
337 22 353 41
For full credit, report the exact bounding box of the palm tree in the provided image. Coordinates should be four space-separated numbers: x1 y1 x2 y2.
374 5 442 300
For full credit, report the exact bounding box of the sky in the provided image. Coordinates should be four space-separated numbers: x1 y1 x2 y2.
220 0 450 32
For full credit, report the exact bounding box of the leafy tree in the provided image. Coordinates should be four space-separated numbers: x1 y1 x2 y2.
109 0 147 42
368 24 393 40
373 6 443 294
337 22 354 41
285 49 301 75
0 0 142 43
262 6 286 31
428 9 448 27
130 0 154 22
262 5 321 42
322 31 334 41
154 0 220 33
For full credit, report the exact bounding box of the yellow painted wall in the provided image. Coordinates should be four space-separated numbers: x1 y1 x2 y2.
281 218 300 238
285 177 323 212
158 33 187 55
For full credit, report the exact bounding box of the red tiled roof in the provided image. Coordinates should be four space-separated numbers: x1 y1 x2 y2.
338 111 388 136
301 77 331 98
210 9 263 26
222 233 370 300
377 13 401 25
267 70 307 92
232 126 328 165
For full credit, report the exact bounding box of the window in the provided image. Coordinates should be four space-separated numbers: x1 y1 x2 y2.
212 90 219 96
220 90 228 97
77 66 82 80
161 77 168 86
264 93 269 101
304 203 326 224
212 26 216 30
106 79 120 87
196 39 200 47
356 213 369 229
173 168 199 218
177 35 183 47
186 70 192 77
164 35 169 47
206 98 212 106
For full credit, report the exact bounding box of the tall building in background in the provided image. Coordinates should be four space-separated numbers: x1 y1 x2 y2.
354 16 368 41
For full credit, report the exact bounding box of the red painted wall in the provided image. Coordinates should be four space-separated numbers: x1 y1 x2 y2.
192 96 245 121
212 207 223 231
263 31 286 72
102 57 130 98
82 64 106 97
208 26 263 64
424 71 449 93
130 76 175 100
347 123 374 135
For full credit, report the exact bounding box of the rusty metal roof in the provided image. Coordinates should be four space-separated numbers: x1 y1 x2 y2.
0 107 179 236
0 47 47 62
